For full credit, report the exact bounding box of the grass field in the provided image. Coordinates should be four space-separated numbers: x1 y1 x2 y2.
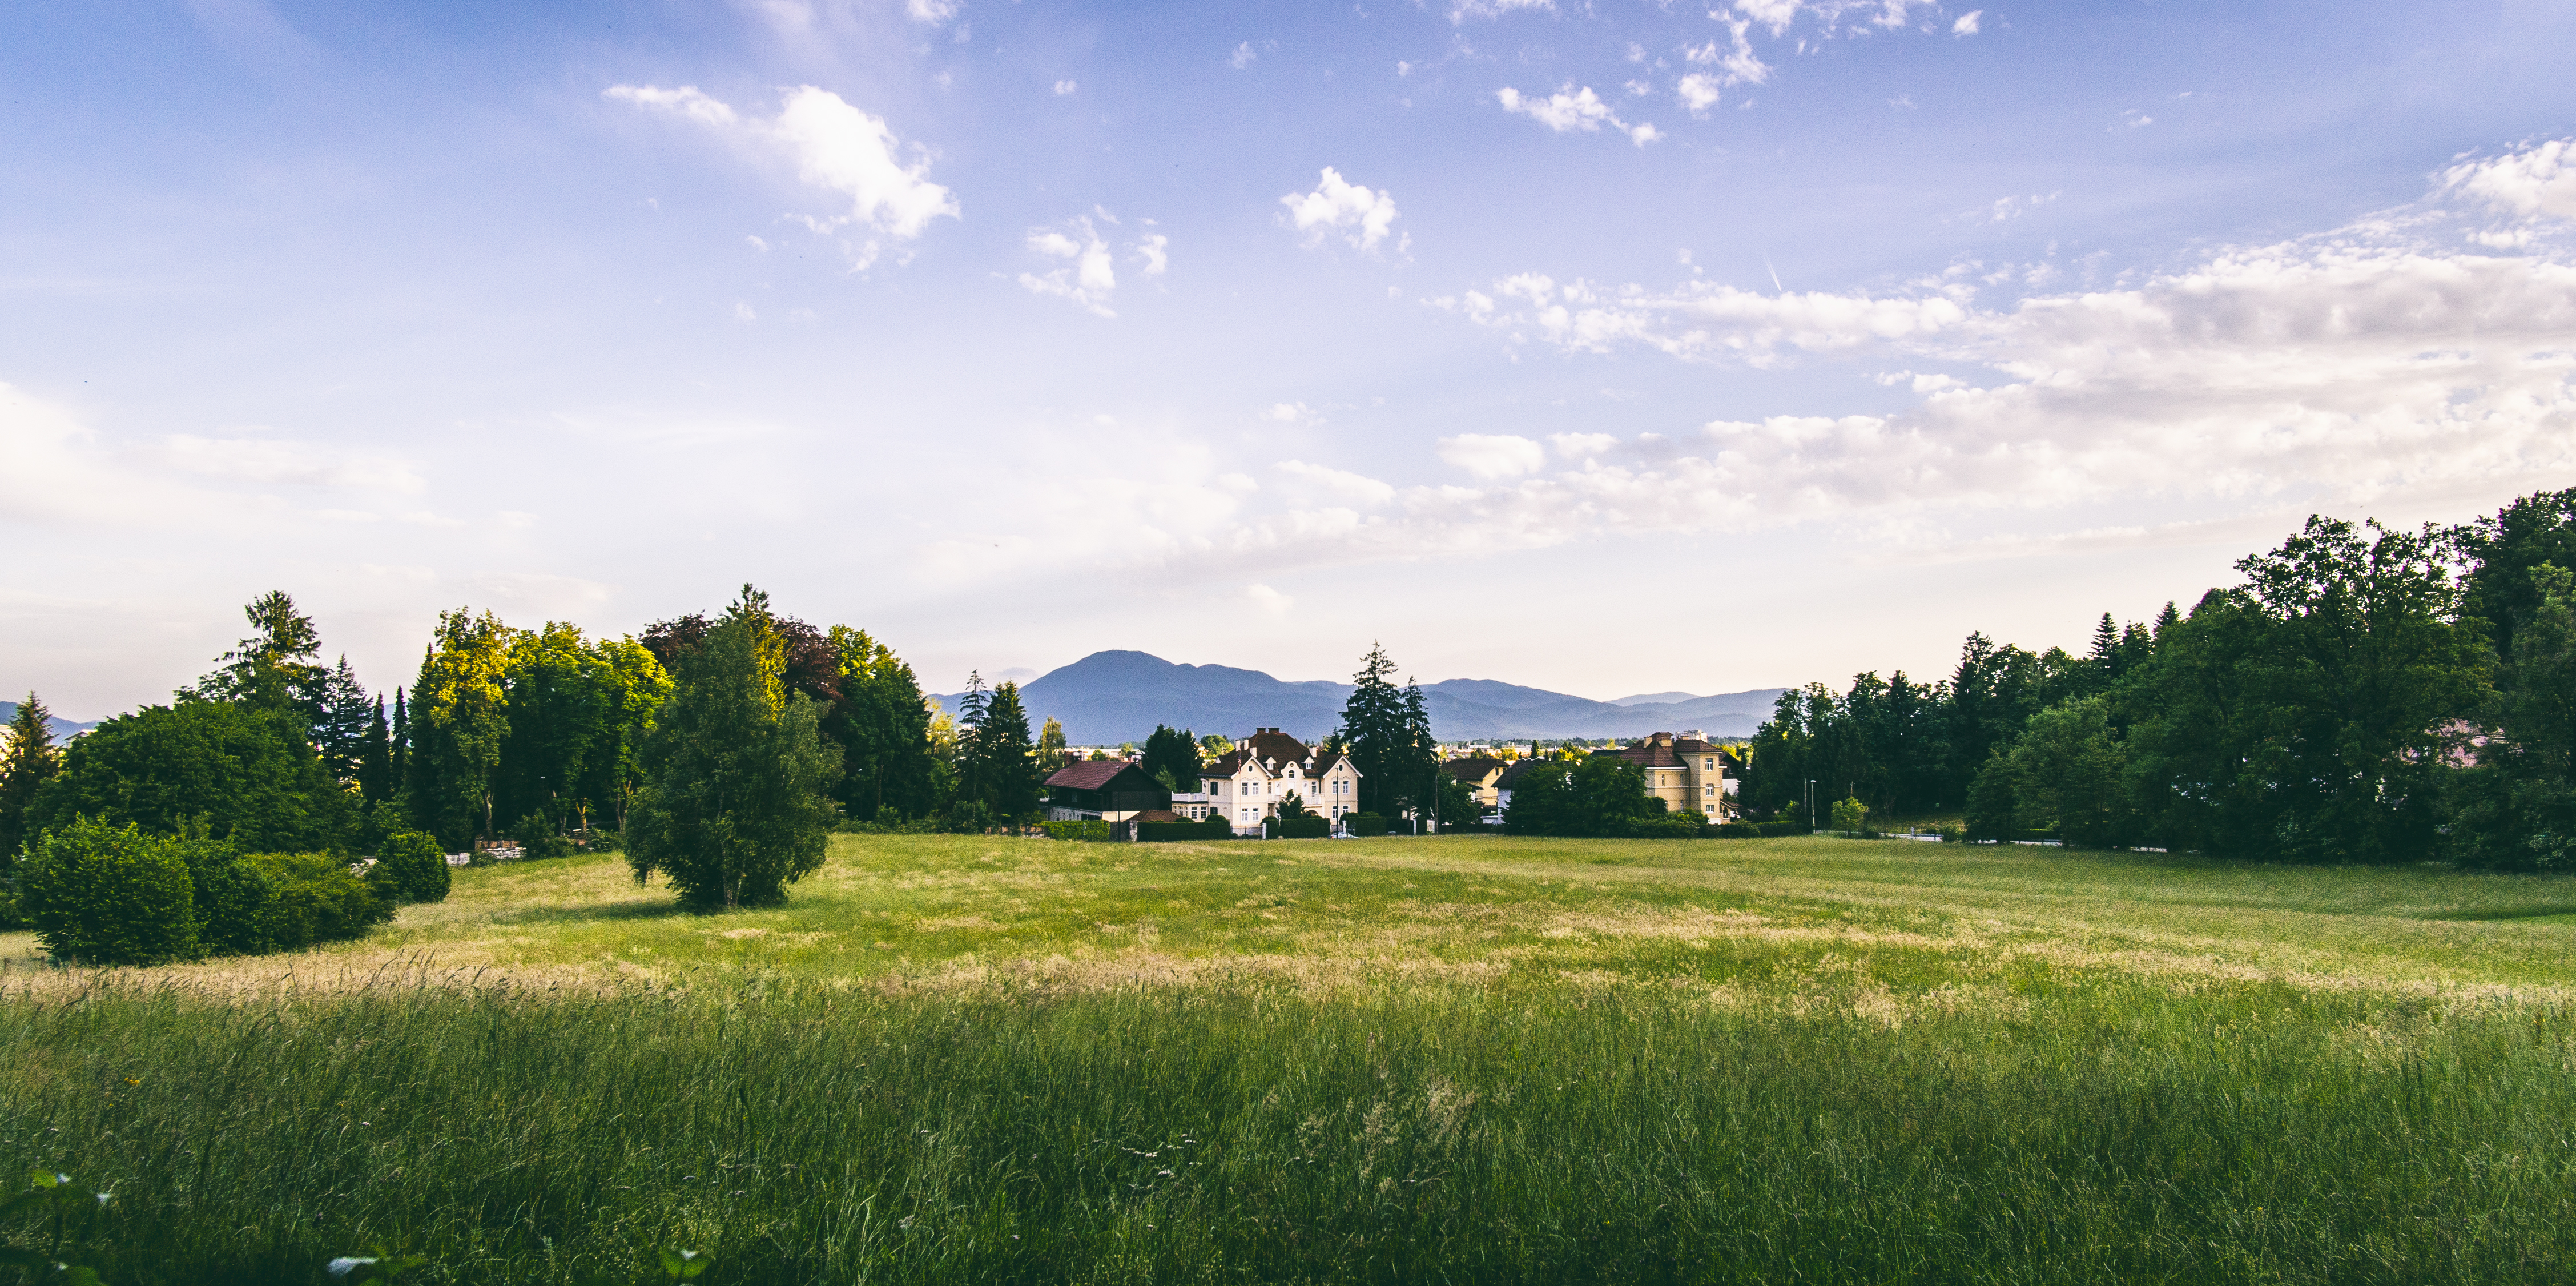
7 833 2576 1283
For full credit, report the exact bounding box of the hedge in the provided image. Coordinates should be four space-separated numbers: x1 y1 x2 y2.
1041 820 1115 843
1275 815 1330 839
1757 821 1808 838
19 818 398 965
1625 812 1708 839
1137 817 1234 842
1712 821 1764 838
1346 813 1389 837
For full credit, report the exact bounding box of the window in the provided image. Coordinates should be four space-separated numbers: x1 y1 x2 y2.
1704 784 1714 797
1704 758 1714 770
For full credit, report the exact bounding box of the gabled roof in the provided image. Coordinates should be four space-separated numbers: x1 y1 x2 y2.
1205 749 1267 779
1046 759 1151 791
1442 755 1510 783
1242 728 1312 769
1597 732 1728 770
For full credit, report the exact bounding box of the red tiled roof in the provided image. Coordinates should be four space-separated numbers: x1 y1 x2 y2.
1046 759 1140 790
1243 728 1312 767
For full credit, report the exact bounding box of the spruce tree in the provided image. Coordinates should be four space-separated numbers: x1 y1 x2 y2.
0 693 64 863
357 696 393 805
979 681 1039 820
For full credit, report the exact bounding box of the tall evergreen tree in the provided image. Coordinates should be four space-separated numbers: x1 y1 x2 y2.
977 681 1040 820
389 687 410 798
314 655 372 783
0 693 64 863
188 590 330 724
1141 724 1201 793
356 696 393 805
1339 643 1412 815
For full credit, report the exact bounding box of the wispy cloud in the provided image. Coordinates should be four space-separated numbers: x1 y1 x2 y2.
1496 85 1661 146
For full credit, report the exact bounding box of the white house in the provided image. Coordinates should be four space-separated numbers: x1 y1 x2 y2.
1200 728 1362 835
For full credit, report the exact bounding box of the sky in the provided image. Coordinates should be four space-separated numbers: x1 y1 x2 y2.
6 0 2576 718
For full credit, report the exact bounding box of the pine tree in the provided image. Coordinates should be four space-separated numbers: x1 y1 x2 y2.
390 687 410 794
0 693 65 863
315 655 373 783
978 681 1040 820
1339 642 1434 817
189 590 329 723
357 696 393 805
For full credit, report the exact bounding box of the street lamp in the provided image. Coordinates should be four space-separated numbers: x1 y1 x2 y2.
1806 778 1815 834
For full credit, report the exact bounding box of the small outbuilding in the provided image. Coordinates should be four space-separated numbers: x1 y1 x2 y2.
1044 760 1172 823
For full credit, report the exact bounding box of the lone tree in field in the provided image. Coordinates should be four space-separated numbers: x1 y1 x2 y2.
627 596 842 909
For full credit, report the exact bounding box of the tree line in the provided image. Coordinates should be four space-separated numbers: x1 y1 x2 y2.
1738 490 2576 867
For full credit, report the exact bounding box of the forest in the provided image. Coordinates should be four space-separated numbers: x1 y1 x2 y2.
1737 489 2576 867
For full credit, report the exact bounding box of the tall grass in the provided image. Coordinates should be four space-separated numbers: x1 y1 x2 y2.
6 972 2573 1284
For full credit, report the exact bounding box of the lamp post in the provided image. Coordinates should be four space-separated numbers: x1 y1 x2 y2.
1805 778 1815 834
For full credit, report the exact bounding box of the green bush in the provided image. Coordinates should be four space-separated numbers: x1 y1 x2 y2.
19 817 200 964
1137 817 1233 842
1757 821 1806 838
246 853 393 948
370 830 452 905
1624 811 1708 839
1041 820 1114 842
1346 813 1389 837
1713 821 1763 838
1276 815 1330 839
508 813 574 861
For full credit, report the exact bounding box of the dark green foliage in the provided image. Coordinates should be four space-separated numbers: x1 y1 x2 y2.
1756 820 1805 837
1345 812 1389 837
960 680 1039 821
2446 561 2576 869
29 700 353 853
827 628 940 822
627 614 842 909
1339 644 1439 818
372 830 452 904
1625 807 1705 838
1973 696 2132 847
1275 814 1330 839
18 817 199 964
1713 821 1762 838
356 696 394 805
508 811 574 861
183 590 330 725
2120 519 2485 861
0 693 63 900
1432 774 1484 827
1139 725 1201 792
1039 820 1114 842
1503 755 1660 837
1136 817 1233 841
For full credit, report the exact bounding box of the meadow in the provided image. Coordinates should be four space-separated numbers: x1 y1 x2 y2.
6 832 2576 1283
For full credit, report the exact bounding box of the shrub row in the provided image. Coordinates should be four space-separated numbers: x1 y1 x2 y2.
1274 815 1331 839
1040 820 1115 842
17 817 442 966
1137 817 1235 842
1345 813 1389 837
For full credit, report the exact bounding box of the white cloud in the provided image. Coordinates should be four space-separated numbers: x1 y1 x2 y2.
1496 85 1660 146
1281 167 1402 252
1450 0 1554 20
2442 139 2576 222
602 83 736 127
1266 402 1314 423
1244 584 1294 616
905 0 961 24
1017 217 1120 316
1437 433 1548 479
1230 42 1257 69
604 84 960 259
1733 0 1931 36
732 302 757 322
1952 10 1981 35
1053 79 1077 95
1134 233 1169 276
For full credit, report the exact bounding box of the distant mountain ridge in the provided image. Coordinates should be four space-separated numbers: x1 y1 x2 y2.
937 650 1784 745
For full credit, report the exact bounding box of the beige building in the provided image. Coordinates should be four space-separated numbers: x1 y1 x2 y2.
1440 756 1510 810
1201 728 1363 835
1599 731 1734 820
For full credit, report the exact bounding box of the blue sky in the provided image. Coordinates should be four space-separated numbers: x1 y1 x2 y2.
6 0 2575 717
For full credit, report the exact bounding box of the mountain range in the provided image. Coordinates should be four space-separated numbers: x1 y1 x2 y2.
937 651 1784 746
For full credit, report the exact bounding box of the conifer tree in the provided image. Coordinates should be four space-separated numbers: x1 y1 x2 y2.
0 693 64 863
